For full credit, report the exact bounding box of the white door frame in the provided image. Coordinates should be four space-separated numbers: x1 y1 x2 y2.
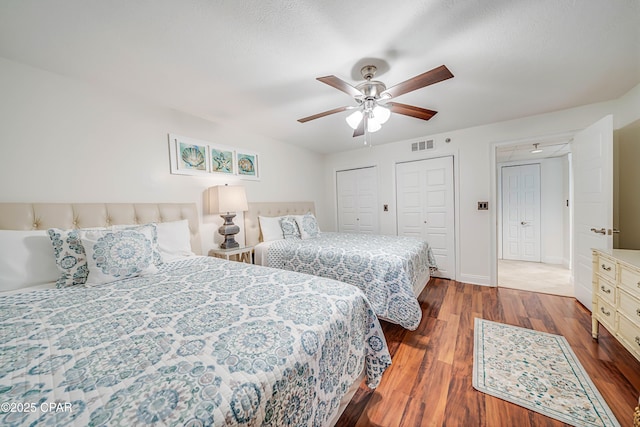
489 131 577 286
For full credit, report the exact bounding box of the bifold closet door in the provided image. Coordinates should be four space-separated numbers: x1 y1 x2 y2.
336 166 379 234
396 156 455 279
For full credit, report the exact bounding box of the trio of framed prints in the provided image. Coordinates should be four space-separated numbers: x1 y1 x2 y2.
168 134 259 180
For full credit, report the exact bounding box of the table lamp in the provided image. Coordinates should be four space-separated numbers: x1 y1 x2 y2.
208 184 248 249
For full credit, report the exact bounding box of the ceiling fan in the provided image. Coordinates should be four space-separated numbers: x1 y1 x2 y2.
298 64 454 138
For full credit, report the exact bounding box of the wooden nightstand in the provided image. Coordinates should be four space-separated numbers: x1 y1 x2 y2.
208 246 254 264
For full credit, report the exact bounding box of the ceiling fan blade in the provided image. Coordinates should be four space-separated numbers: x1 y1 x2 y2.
388 102 438 121
381 65 453 99
298 106 349 123
317 75 363 98
353 119 365 137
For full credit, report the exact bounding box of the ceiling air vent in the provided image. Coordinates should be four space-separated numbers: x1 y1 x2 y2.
411 140 435 152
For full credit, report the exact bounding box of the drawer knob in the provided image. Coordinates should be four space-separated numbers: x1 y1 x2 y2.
600 307 611 316
637 308 640 317
601 264 611 271
600 285 611 294
636 337 640 346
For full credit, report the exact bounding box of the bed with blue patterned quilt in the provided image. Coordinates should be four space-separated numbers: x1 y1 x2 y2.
262 232 437 330
0 256 392 426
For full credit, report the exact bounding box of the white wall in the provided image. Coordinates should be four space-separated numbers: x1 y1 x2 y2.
0 58 328 254
324 83 640 285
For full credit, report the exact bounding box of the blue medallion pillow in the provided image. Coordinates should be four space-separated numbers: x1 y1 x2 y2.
295 212 320 239
48 224 161 288
279 216 301 240
79 225 159 286
47 228 90 288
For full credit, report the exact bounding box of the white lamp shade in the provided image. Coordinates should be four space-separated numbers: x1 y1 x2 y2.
373 105 391 124
208 185 248 214
345 110 363 129
367 116 382 132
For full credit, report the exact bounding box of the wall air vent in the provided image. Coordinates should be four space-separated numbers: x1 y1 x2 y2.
411 140 435 152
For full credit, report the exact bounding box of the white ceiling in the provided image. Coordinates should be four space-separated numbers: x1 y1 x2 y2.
496 138 572 163
0 1 638 154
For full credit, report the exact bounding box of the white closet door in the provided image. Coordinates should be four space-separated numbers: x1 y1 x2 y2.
336 167 379 234
501 164 541 262
396 156 455 279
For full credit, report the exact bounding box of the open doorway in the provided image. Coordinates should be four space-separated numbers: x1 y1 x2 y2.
496 136 573 297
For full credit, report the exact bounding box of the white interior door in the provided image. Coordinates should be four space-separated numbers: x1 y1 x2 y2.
572 115 613 309
337 170 358 233
355 167 378 234
396 156 455 279
336 167 379 234
501 164 541 262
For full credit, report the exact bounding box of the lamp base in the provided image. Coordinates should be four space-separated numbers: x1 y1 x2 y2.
218 213 240 249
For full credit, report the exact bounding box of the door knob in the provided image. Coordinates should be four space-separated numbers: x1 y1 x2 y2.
590 228 606 235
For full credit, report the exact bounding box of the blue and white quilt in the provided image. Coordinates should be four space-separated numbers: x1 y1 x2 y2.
266 232 437 330
0 257 391 426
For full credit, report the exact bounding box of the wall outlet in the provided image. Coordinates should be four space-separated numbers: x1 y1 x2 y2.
478 201 489 210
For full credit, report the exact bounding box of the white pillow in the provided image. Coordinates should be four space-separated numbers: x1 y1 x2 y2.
0 230 59 292
156 220 195 262
80 225 159 286
259 215 285 242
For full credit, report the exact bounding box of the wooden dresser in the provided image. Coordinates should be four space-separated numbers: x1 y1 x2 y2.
592 248 640 362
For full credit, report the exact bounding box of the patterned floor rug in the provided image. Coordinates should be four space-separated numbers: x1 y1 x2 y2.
473 318 620 427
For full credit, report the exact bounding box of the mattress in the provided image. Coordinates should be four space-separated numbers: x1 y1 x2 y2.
0 256 391 426
258 232 436 330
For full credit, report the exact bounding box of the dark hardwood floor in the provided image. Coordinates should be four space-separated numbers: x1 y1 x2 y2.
337 278 640 427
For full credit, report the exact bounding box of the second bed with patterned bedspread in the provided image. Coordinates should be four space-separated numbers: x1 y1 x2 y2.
264 232 437 330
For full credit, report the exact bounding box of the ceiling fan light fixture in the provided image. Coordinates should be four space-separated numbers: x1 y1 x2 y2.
366 114 382 133
345 110 363 129
530 143 542 154
373 104 391 124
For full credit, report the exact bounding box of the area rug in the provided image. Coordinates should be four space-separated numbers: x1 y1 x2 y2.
473 318 620 427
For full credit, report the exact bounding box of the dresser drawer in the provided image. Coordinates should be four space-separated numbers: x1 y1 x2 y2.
618 314 640 358
595 297 616 331
620 265 640 297
619 289 640 327
596 276 616 306
597 256 616 281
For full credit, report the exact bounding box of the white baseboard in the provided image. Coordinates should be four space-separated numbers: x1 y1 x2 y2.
541 256 564 265
458 273 491 286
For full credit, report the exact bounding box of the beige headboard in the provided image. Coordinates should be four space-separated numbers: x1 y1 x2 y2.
0 203 202 255
245 201 315 247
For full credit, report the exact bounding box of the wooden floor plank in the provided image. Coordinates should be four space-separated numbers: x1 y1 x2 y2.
336 278 640 427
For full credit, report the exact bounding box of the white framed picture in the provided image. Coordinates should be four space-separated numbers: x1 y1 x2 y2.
236 150 259 180
168 134 211 176
209 144 236 176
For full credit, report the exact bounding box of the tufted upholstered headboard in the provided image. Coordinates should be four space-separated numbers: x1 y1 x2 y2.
244 201 315 247
0 203 202 255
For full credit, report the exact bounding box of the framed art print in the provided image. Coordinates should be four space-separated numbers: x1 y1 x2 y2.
236 151 259 180
168 134 211 176
210 145 235 175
